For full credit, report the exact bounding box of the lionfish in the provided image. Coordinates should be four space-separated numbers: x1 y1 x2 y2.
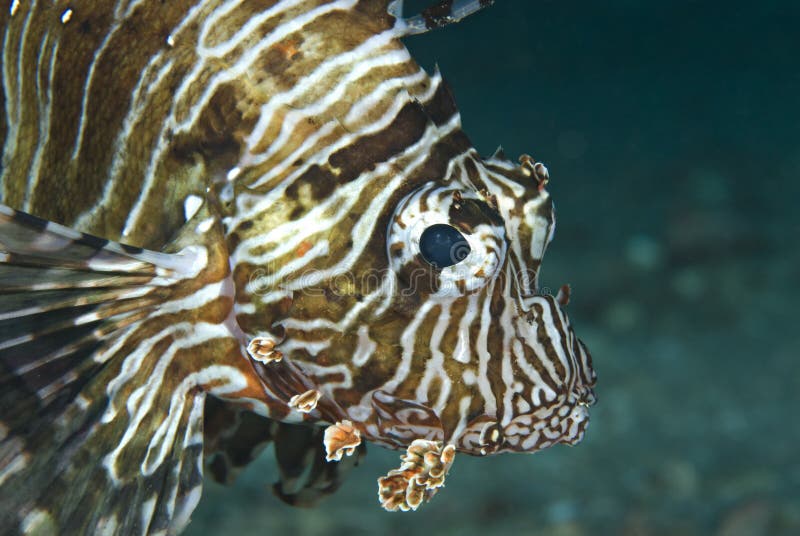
0 0 597 533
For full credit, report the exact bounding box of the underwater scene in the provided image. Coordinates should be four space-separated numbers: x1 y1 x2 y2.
0 1 797 535
186 2 800 535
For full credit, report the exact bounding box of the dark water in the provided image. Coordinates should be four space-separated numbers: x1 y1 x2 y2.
188 2 800 535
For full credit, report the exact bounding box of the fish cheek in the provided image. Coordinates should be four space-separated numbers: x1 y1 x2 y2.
350 341 402 396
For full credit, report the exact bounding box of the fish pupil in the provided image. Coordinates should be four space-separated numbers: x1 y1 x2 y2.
418 224 471 268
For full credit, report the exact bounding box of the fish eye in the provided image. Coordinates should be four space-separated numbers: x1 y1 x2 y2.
418 224 471 269
388 184 505 296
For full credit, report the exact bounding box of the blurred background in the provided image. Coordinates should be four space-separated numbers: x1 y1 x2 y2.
188 1 800 534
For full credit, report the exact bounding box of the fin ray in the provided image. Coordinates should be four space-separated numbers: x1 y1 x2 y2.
0 204 250 534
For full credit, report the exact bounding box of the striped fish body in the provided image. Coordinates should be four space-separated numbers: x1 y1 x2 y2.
0 0 597 531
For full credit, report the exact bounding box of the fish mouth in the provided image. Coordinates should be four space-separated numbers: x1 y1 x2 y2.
507 403 593 451
574 380 598 407
453 382 597 455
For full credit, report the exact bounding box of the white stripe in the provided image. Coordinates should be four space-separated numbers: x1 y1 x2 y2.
475 279 498 416
384 300 434 393
73 56 177 228
0 1 35 196
352 325 376 366
416 300 453 413
243 27 404 162
103 322 233 482
0 451 28 486
452 292 479 364
248 60 424 190
499 264 517 426
24 35 59 210
70 0 150 161
448 395 473 443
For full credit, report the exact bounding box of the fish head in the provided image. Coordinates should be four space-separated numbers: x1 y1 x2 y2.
383 151 597 455
221 69 595 455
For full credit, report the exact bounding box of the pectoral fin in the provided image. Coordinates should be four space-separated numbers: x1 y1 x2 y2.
0 204 262 534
